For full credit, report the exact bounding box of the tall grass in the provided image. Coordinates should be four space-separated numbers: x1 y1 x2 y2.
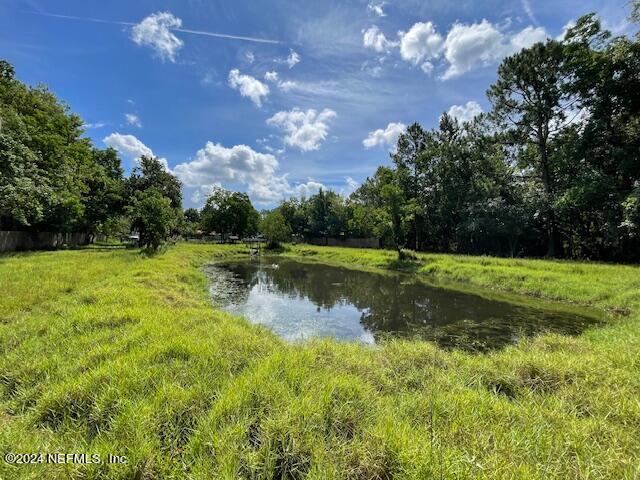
0 243 638 479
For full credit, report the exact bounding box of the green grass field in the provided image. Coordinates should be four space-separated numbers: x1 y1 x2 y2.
1 243 639 479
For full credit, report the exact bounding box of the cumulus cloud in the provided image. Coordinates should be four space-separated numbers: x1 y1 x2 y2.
103 133 153 158
244 51 255 63
267 108 337 151
174 142 278 188
399 22 443 68
366 18 549 79
441 20 548 79
103 133 169 170
264 71 279 82
363 122 406 150
447 101 483 123
125 113 142 128
441 20 504 79
363 25 396 53
509 26 547 52
286 49 300 68
367 2 386 17
173 141 326 204
131 11 183 62
292 180 325 198
228 69 270 107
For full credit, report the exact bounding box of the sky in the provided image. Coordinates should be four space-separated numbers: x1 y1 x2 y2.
0 0 635 208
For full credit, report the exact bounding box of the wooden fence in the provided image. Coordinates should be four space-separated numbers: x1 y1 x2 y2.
0 231 91 253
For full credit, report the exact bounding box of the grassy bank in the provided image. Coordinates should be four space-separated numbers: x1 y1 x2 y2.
1 243 638 479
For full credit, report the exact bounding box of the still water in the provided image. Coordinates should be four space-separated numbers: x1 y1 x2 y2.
205 257 600 351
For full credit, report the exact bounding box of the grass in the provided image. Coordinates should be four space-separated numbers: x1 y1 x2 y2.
0 242 638 479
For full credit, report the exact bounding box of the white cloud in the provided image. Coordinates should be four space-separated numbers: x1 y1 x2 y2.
278 80 297 92
103 133 153 159
173 142 326 205
286 49 300 68
267 108 337 151
363 25 396 53
274 49 301 68
131 11 183 62
420 61 434 75
174 142 279 187
263 72 297 92
363 122 406 150
441 20 548 79
103 133 169 170
228 69 270 107
382 18 549 79
244 51 255 63
367 2 386 17
264 71 279 82
442 20 504 79
509 26 547 52
447 101 483 123
399 22 443 67
84 122 105 129
125 113 142 128
292 180 325 198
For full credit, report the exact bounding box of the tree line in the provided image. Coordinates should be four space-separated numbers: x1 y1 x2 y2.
1 11 638 259
0 59 185 250
270 14 640 261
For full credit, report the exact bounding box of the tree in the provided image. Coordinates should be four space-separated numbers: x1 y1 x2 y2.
0 134 53 228
391 123 428 250
261 210 291 248
279 198 309 237
0 59 96 232
380 182 407 259
82 148 126 237
488 40 571 256
201 187 259 238
128 189 176 251
307 189 346 240
632 0 640 23
184 208 201 224
127 156 182 209
556 14 640 259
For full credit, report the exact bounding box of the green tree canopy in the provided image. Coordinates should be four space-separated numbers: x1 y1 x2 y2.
201 187 259 238
261 210 292 247
128 189 176 251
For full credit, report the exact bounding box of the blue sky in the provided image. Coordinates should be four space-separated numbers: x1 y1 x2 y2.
0 0 635 208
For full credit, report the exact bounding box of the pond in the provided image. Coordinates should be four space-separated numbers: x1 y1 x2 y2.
205 257 601 351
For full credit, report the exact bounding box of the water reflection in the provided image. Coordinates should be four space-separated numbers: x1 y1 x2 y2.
205 258 600 351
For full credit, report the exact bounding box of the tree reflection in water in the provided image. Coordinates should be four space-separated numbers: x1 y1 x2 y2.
205 258 599 351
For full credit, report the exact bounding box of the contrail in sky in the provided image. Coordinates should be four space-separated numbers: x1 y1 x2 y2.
27 11 282 45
